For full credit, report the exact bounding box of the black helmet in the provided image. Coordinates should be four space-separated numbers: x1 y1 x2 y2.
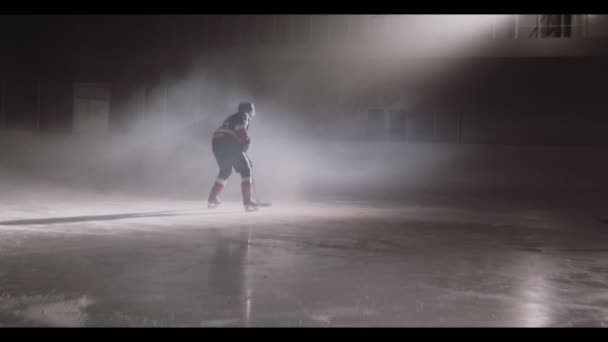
238 102 255 115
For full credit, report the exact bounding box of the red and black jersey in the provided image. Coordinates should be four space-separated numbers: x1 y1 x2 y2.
212 112 252 149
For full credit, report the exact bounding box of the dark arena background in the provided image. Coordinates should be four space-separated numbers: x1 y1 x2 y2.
1 14 608 327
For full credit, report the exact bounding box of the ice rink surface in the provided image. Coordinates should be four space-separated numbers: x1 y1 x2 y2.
1 182 607 327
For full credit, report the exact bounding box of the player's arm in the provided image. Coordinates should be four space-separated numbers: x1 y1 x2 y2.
234 121 251 151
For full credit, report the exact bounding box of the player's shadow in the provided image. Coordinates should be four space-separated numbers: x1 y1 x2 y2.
0 209 223 226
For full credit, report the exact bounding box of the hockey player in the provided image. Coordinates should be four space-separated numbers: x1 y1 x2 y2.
207 102 258 211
